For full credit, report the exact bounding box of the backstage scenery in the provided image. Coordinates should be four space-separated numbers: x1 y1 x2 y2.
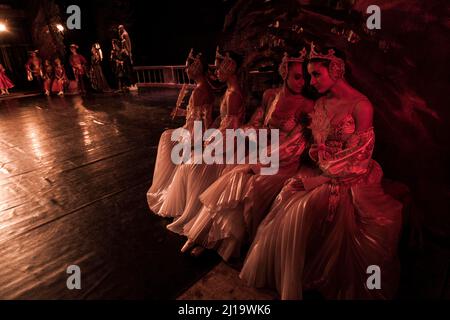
0 0 448 300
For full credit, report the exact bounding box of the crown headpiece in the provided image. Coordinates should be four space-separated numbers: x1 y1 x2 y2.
309 42 344 64
308 42 345 79
278 47 307 80
185 48 204 76
215 46 237 75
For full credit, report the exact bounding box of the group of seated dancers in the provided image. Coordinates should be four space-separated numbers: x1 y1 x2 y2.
147 42 403 300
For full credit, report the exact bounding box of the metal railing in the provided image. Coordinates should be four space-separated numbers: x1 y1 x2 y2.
133 65 278 94
133 65 195 88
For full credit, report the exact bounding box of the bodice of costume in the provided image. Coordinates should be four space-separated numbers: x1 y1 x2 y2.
309 97 376 185
54 66 66 80
263 89 308 136
306 97 377 220
43 66 53 79
272 92 312 170
219 89 245 130
71 54 85 65
184 93 213 131
27 58 42 75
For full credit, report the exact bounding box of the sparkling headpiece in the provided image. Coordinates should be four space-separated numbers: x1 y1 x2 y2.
308 42 345 78
278 47 307 80
185 48 204 76
215 46 237 76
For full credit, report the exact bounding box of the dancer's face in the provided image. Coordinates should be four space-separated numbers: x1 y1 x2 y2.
286 62 304 94
308 62 336 93
186 63 202 81
216 63 234 83
216 65 228 82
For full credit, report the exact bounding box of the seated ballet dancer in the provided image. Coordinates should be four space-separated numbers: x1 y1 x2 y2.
159 49 246 243
147 49 215 215
181 49 316 259
240 43 403 300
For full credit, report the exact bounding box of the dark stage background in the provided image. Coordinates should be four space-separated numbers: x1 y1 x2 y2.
49 0 233 65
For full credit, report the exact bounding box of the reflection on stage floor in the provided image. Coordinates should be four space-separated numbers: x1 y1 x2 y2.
0 90 219 299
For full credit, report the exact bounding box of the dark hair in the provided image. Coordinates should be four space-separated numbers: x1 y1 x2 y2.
286 60 304 75
198 54 209 75
224 50 243 70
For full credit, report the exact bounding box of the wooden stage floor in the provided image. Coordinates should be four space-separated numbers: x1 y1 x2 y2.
0 90 219 299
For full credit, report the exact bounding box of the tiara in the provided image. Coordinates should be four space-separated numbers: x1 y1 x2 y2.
282 47 308 64
215 47 237 75
185 48 204 76
185 48 202 66
278 47 307 80
308 42 343 64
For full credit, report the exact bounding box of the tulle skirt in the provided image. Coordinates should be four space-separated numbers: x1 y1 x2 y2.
147 129 179 216
185 163 306 261
0 73 14 90
44 79 52 92
51 79 65 93
162 161 230 234
240 161 403 300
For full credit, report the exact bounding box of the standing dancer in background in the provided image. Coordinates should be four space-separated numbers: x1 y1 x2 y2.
0 64 14 95
110 39 131 92
89 43 111 92
69 44 88 94
42 60 53 96
25 50 43 92
52 58 67 96
118 24 138 91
